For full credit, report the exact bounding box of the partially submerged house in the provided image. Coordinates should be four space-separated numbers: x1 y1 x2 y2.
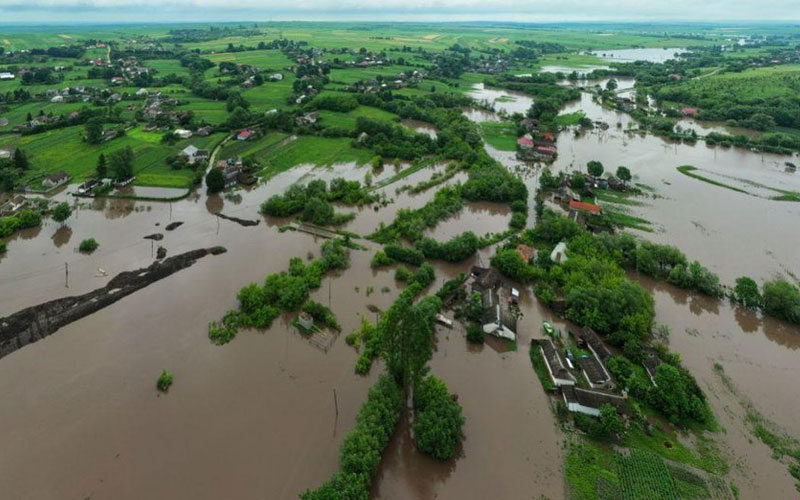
480 287 517 341
562 386 628 417
470 266 517 341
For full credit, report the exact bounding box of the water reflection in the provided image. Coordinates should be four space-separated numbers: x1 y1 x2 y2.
51 226 72 248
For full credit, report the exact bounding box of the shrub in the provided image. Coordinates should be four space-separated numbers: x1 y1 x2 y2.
732 276 762 308
394 265 412 282
410 262 436 288
466 323 485 344
384 243 425 266
156 370 173 392
762 277 800 324
370 250 395 268
412 375 465 460
78 238 99 253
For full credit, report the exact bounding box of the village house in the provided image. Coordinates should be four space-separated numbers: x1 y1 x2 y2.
517 136 534 150
295 112 319 126
537 338 576 387
0 149 11 160
50 95 64 103
569 199 602 215
236 129 253 141
216 158 243 188
270 73 284 81
681 107 698 117
180 145 209 165
0 194 28 216
196 126 214 137
469 266 518 341
136 88 149 97
110 77 126 85
0 72 15 80
174 129 193 139
551 241 569 264
42 171 71 189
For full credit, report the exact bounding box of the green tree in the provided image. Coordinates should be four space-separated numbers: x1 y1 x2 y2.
587 160 604 178
109 146 134 180
412 375 465 460
733 276 762 309
300 197 334 225
206 168 224 193
85 118 104 144
96 153 107 178
13 149 29 171
51 202 72 225
605 79 618 91
762 278 800 324
570 171 586 191
379 284 441 389
616 166 632 185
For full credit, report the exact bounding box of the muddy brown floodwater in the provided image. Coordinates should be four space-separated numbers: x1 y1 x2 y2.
1 85 799 500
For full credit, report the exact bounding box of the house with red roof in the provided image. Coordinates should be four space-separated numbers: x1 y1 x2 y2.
680 107 698 117
516 136 533 149
569 199 602 215
237 130 253 141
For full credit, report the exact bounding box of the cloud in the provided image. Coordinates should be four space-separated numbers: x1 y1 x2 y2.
2 0 799 22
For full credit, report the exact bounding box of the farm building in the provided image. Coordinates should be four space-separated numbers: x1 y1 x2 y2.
42 171 71 188
537 338 576 387
562 386 628 417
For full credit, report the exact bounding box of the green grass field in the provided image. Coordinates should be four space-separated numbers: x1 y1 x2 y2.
479 122 518 151
317 105 399 130
253 135 374 178
6 125 225 188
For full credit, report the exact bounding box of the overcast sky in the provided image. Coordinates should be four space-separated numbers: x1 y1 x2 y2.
1 0 799 24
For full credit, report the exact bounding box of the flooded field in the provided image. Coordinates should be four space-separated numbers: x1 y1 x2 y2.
1 83 799 500
467 83 534 115
590 47 689 63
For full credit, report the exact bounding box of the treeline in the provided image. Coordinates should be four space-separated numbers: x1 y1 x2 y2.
259 178 376 226
732 276 800 325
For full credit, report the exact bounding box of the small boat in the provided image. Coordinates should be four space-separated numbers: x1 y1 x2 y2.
436 314 453 328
